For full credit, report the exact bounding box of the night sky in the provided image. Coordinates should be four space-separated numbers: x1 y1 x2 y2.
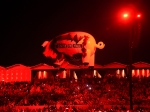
1 0 150 67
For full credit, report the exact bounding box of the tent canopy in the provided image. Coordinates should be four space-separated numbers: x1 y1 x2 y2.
0 66 6 70
6 64 30 70
30 63 55 70
103 62 127 69
132 61 150 69
59 61 103 69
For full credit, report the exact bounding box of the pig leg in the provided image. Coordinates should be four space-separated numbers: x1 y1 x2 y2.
89 54 95 67
54 53 65 65
82 49 91 66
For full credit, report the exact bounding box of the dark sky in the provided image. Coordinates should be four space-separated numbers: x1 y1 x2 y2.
1 0 150 67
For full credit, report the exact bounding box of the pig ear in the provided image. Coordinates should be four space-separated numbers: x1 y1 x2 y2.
42 41 49 47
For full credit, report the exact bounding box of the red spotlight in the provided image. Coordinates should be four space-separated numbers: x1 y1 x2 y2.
137 14 141 18
123 13 129 18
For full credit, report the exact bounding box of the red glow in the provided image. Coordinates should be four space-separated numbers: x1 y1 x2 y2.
123 13 128 18
137 14 141 18
117 5 140 23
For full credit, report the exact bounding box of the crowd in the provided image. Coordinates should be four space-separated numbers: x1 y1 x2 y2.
0 72 150 111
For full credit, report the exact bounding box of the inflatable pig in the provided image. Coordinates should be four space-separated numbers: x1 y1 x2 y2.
42 31 105 66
